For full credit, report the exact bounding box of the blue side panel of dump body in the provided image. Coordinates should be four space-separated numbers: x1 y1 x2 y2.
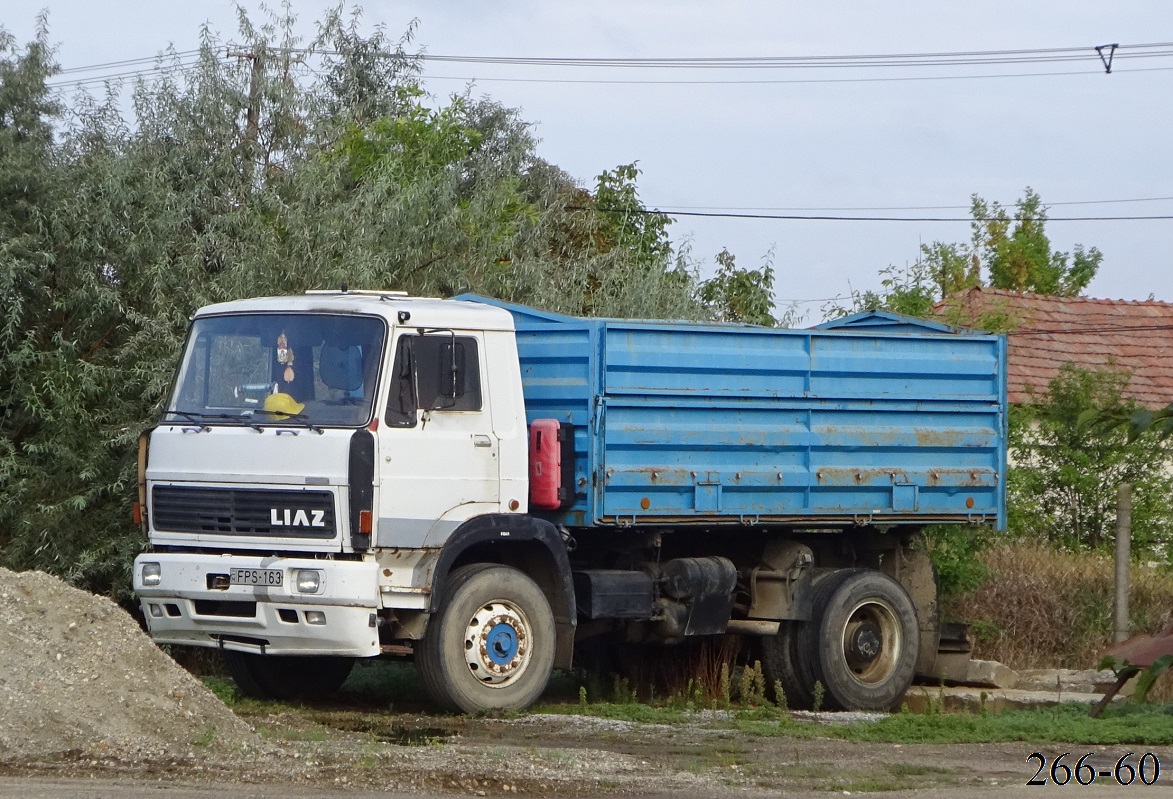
458 297 1007 531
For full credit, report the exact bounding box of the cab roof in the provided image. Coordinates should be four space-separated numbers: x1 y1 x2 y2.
192 291 517 332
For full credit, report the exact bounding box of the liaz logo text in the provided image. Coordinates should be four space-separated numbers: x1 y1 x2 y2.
269 508 327 527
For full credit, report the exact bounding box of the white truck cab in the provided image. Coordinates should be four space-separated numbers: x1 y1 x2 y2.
134 291 561 707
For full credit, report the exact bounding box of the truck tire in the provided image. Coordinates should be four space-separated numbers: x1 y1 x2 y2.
765 569 862 710
416 563 556 713
760 621 814 709
804 570 919 711
224 651 354 700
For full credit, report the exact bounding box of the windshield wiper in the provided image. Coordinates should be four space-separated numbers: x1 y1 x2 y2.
165 410 264 432
253 409 324 434
164 410 210 428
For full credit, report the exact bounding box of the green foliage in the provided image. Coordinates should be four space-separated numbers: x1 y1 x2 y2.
1090 401 1173 443
0 10 716 599
975 189 1101 296
1099 654 1173 706
1134 655 1173 704
831 187 1101 320
593 162 673 271
201 675 240 706
921 525 990 600
698 248 780 326
826 240 987 321
1009 364 1173 555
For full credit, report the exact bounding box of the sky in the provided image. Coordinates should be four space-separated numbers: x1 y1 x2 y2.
8 1 1173 320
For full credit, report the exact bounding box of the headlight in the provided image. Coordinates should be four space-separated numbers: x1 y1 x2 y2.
295 569 322 594
141 562 162 587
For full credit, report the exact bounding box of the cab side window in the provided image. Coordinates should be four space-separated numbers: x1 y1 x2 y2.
385 334 482 427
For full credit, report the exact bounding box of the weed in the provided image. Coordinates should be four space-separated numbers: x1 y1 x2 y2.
734 660 767 707
201 675 238 706
772 679 787 713
811 681 825 715
718 662 731 709
191 726 216 746
611 674 636 704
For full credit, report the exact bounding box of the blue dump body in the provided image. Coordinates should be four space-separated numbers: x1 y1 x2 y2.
462 297 1007 531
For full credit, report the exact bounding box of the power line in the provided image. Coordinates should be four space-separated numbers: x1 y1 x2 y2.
47 58 205 89
587 207 1173 223
56 50 202 75
420 67 1173 86
412 41 1173 70
48 39 1173 92
650 196 1173 213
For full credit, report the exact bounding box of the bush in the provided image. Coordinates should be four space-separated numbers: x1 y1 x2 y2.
1008 364 1173 559
948 542 1173 671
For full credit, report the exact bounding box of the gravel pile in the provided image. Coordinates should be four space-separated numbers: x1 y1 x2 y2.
0 567 257 759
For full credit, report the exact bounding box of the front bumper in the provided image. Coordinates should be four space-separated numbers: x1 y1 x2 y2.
133 552 381 657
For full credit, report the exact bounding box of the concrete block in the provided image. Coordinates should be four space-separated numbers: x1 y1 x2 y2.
963 658 1019 689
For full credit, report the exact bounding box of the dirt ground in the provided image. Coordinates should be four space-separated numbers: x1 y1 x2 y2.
1 567 1170 797
3 698 1162 797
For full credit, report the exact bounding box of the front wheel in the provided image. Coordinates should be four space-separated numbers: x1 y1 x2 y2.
416 563 556 713
806 570 919 711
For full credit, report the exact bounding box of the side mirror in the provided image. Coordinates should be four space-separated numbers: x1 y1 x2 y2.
438 341 465 402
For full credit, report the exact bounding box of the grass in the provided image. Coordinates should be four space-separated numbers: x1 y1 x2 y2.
539 684 1173 746
201 675 238 706
734 702 1173 745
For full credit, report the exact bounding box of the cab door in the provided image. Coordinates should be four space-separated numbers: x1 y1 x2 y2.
375 329 499 548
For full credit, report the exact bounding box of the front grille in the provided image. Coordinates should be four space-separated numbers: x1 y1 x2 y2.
151 485 337 538
193 600 257 617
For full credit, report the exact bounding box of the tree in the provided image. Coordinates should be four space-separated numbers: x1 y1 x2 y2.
1008 364 1173 556
829 188 1102 319
0 10 717 598
698 248 793 327
974 188 1101 296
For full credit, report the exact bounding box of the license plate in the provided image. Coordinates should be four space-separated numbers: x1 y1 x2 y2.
229 568 283 586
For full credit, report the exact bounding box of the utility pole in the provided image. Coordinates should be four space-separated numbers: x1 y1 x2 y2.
227 49 265 181
1114 483 1132 644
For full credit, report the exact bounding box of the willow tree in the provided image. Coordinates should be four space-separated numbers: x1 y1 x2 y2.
0 8 715 597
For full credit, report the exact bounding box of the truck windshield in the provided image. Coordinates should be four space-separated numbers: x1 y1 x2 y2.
165 313 386 428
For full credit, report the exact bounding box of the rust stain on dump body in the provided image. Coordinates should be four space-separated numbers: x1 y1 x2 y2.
815 467 993 486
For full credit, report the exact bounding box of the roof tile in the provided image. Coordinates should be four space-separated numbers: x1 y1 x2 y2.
936 288 1173 409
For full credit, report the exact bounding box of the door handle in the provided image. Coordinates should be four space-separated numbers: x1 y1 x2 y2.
472 434 493 448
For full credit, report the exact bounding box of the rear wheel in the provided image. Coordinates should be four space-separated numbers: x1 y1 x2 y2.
806 570 919 711
761 621 814 709
765 569 862 710
224 651 354 700
416 563 556 713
